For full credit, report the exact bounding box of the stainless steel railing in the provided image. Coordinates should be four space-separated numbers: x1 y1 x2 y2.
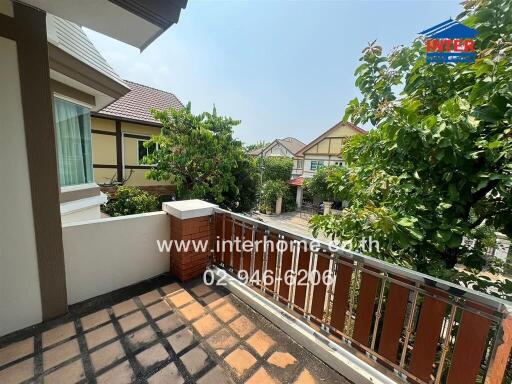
211 207 512 384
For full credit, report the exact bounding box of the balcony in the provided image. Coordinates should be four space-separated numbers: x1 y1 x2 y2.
0 200 511 384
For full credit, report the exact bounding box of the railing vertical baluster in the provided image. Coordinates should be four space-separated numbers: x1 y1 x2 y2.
249 224 256 278
370 275 387 350
288 240 299 309
484 312 512 384
230 219 235 271
345 262 361 338
274 234 284 300
321 256 336 331
399 286 419 368
240 224 245 273
303 251 318 321
221 214 226 267
262 229 270 292
434 302 458 384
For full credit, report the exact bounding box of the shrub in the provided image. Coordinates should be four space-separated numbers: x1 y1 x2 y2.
260 180 288 209
282 185 297 212
304 165 342 202
103 186 159 217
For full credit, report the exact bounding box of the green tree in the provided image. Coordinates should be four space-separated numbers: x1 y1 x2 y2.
144 104 258 212
260 180 289 211
304 165 344 202
245 141 268 152
311 0 512 299
259 157 293 182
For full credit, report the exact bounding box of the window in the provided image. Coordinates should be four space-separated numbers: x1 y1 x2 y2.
53 97 93 187
137 139 157 165
294 159 303 169
310 160 324 171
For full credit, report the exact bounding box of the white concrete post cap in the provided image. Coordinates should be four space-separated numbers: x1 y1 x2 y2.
162 199 218 220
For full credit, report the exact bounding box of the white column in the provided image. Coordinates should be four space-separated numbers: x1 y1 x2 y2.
323 201 333 215
275 196 283 215
296 187 303 209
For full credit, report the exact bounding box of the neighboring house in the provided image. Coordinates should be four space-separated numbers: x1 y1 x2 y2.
0 0 186 334
290 121 366 207
47 15 131 224
91 80 184 195
248 137 305 159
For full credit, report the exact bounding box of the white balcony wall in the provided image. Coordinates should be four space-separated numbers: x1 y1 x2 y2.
62 211 170 304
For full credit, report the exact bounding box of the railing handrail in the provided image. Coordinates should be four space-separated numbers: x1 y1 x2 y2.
213 207 511 314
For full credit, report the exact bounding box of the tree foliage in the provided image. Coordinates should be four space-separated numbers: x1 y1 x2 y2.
311 0 512 299
304 165 343 202
144 104 258 212
259 157 293 182
260 180 288 209
245 141 269 152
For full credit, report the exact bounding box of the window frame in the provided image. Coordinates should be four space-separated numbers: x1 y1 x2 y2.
53 95 94 187
310 160 325 171
136 138 158 165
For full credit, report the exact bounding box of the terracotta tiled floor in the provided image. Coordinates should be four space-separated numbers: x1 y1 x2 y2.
0 275 349 383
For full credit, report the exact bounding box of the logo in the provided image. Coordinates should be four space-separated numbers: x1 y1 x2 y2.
419 19 478 63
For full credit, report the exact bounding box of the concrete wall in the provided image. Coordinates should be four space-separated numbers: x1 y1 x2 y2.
0 33 43 336
61 205 102 224
62 211 171 304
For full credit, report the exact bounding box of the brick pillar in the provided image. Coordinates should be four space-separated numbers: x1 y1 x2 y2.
163 200 217 282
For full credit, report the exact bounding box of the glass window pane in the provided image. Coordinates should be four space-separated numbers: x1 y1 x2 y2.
138 140 148 164
54 97 93 187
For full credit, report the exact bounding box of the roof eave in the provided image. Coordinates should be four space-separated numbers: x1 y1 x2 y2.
91 112 162 127
48 43 130 101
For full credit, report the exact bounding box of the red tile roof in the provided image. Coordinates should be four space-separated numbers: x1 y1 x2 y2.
288 177 305 186
94 80 184 125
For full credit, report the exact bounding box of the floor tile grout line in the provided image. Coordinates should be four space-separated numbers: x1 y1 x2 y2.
74 317 97 384
106 306 148 383
33 333 43 383
133 293 196 384
155 286 228 383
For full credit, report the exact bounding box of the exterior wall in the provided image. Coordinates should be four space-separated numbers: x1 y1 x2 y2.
303 124 360 156
296 124 361 179
62 211 171 304
303 154 343 178
292 158 303 177
122 121 160 136
91 117 172 188
262 142 292 158
0 30 42 335
93 116 115 132
93 132 116 165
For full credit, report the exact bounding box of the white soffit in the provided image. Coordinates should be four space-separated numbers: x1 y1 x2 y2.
21 0 160 49
50 70 114 111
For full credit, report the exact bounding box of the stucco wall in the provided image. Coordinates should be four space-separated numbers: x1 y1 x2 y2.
0 34 43 336
62 211 171 304
91 117 171 187
303 124 360 156
61 205 102 224
92 133 116 164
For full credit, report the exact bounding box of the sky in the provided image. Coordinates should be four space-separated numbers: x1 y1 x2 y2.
85 0 462 145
